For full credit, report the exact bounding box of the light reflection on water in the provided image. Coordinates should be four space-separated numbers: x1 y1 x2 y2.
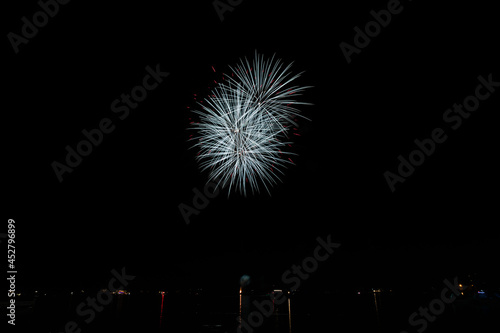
288 297 292 333
373 290 381 327
159 292 165 328
236 292 294 333
109 291 387 332
23 288 499 333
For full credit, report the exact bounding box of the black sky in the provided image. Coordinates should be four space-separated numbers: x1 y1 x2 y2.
5 0 499 293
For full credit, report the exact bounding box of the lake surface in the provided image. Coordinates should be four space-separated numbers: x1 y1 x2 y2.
14 290 499 332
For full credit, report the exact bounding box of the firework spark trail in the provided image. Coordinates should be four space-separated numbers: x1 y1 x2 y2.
189 52 311 196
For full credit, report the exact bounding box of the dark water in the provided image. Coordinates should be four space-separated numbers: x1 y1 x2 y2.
14 291 499 332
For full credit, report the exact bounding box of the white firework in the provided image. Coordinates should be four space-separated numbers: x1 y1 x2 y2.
189 52 311 196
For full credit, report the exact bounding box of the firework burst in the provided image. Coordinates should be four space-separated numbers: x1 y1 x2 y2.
189 52 311 196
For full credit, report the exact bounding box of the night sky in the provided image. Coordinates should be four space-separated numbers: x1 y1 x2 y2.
5 0 499 295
